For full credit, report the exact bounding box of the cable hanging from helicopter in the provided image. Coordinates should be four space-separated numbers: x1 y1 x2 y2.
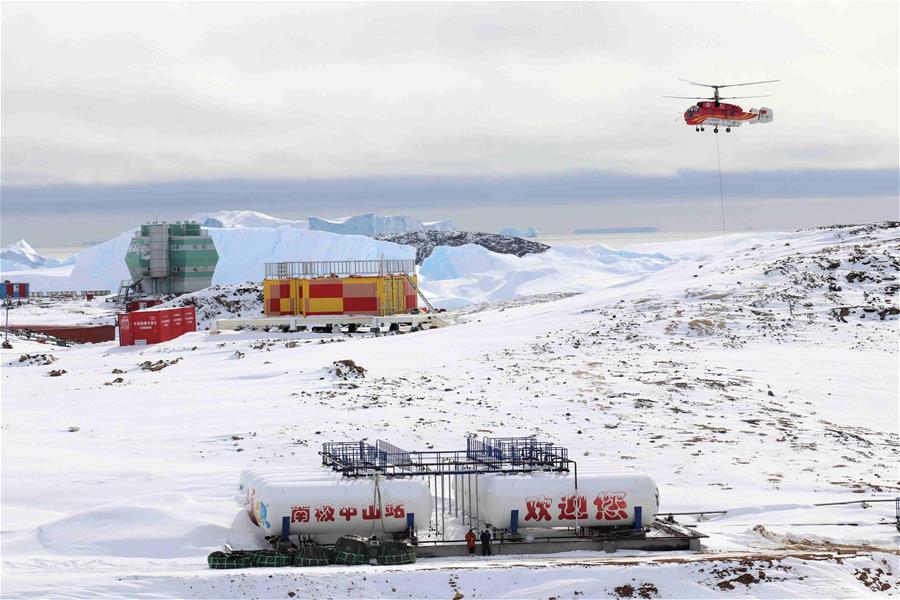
664 78 779 250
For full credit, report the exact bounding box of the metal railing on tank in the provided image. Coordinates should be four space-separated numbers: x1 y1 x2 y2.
265 259 416 280
375 439 411 468
321 435 574 478
320 441 381 476
484 436 569 469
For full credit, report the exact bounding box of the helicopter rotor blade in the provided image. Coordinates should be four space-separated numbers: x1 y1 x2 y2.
717 79 780 89
678 78 719 88
662 95 713 100
718 95 772 100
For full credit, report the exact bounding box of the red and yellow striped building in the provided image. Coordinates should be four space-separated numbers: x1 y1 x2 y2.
263 260 418 317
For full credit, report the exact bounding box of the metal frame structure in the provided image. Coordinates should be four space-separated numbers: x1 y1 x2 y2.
214 312 446 332
321 437 577 539
321 437 574 478
265 259 416 280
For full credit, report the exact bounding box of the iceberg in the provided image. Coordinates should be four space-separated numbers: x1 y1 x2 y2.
190 210 308 229
0 239 76 270
309 213 455 236
499 226 540 238
5 228 414 293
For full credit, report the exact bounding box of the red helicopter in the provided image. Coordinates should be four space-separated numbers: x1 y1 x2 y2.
666 78 778 133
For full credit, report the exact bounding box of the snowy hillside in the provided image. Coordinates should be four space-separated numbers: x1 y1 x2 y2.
0 239 75 271
191 210 308 229
1 223 897 598
309 213 455 235
420 243 674 308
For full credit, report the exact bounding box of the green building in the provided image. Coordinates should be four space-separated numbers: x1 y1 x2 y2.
125 221 218 295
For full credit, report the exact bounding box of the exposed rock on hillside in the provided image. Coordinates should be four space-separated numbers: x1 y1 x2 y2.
377 230 550 264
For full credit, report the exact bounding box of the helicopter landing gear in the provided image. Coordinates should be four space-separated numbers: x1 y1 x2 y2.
714 127 719 133
700 127 705 132
695 127 699 132
726 127 731 133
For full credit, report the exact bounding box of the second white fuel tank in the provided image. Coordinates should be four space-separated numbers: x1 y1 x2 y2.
472 470 659 529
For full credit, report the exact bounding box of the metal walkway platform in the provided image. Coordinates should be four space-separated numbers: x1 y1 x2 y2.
415 520 706 557
215 313 447 332
321 437 575 478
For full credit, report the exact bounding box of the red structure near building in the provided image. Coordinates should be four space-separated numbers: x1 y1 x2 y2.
0 324 115 344
118 306 197 346
1 281 29 300
125 299 163 312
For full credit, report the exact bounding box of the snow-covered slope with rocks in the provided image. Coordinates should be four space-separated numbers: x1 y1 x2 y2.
153 283 264 330
191 210 308 229
309 213 455 236
378 230 550 264
0 239 75 271
1 223 897 598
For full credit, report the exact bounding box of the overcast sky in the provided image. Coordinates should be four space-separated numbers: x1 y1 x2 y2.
2 2 898 245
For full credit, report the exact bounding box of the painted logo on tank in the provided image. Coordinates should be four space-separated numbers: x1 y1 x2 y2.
524 496 553 521
524 492 628 521
257 500 271 529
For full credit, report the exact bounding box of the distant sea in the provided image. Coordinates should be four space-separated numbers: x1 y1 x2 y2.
31 245 87 259
535 231 737 248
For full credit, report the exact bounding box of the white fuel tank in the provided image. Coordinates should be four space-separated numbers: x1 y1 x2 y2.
240 469 433 539
475 471 658 529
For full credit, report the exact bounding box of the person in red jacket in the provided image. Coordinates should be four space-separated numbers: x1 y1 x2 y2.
465 529 477 555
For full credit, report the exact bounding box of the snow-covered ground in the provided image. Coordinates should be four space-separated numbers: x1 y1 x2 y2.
1 224 898 598
420 243 672 308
